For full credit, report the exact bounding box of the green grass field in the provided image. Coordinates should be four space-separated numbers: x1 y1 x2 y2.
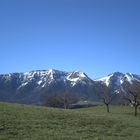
0 102 140 140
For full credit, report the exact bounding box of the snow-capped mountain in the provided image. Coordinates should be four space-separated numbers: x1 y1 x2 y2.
0 69 140 105
19 69 92 88
0 69 94 104
95 72 140 87
95 72 140 103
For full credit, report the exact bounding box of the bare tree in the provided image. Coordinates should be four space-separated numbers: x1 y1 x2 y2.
45 92 64 108
62 92 78 109
123 81 140 116
99 84 115 113
45 91 78 109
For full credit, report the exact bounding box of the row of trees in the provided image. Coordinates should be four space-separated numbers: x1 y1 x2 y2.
45 81 140 116
45 92 78 109
101 81 140 116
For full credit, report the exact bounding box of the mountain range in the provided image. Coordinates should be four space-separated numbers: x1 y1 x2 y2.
0 69 140 105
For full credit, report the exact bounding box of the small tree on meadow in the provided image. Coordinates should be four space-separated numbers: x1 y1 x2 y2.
123 81 140 116
99 84 115 113
62 92 79 109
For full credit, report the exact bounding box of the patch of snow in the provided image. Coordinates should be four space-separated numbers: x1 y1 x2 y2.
67 77 79 82
38 80 43 85
71 82 77 87
120 79 124 84
115 75 124 86
79 72 86 78
19 82 29 88
42 83 46 88
125 74 133 84
39 71 48 76
74 71 86 78
47 69 55 80
114 90 120 94
95 74 113 86
66 71 86 82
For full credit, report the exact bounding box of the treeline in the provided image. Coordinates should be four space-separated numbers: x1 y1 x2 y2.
97 80 140 116
45 81 140 117
45 92 79 109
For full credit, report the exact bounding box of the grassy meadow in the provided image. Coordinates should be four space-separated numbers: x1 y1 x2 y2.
0 102 140 140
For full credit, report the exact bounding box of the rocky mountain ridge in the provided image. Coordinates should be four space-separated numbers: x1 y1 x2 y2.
0 69 140 105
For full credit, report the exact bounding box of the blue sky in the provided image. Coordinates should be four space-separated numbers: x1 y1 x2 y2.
0 0 140 79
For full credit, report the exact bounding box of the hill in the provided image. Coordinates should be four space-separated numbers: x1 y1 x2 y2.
0 102 140 140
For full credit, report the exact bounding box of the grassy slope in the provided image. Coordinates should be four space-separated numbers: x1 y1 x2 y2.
0 103 140 140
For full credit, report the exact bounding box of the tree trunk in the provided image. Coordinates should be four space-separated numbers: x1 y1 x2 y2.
64 101 67 109
106 104 110 113
134 106 138 116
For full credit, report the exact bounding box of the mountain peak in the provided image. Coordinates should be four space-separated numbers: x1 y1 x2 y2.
48 68 58 73
67 70 88 81
95 71 140 87
72 71 87 78
112 72 124 76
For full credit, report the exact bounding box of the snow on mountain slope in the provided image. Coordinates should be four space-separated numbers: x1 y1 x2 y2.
95 74 114 86
123 73 140 84
95 72 140 87
0 69 140 104
1 69 92 89
1 70 140 89
67 71 90 86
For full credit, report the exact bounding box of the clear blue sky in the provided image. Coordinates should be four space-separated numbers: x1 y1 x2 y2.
0 0 140 79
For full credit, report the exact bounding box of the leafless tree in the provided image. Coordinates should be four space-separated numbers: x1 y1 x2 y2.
123 81 140 116
45 92 63 108
99 84 115 113
62 92 78 109
45 91 78 109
